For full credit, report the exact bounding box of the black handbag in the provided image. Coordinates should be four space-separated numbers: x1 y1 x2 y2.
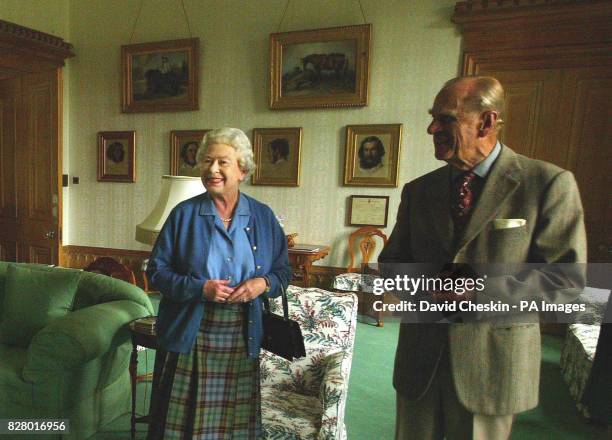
261 287 306 361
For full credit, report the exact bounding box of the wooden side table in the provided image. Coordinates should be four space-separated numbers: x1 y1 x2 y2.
128 316 157 440
288 245 330 287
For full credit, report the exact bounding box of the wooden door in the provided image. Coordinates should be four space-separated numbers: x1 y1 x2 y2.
0 77 19 261
480 66 612 263
559 67 612 263
487 69 562 163
0 70 61 264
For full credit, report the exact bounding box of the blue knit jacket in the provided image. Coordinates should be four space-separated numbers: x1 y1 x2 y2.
147 192 291 357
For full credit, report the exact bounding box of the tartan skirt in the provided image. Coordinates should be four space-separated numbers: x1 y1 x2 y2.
147 303 261 440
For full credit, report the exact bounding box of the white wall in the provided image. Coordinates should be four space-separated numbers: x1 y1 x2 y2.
5 0 462 268
0 0 69 37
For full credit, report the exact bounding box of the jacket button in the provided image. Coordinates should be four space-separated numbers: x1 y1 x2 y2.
256 265 261 269
252 245 257 250
249 320 253 324
246 227 250 231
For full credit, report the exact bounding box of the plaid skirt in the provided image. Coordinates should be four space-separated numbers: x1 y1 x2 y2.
147 303 261 440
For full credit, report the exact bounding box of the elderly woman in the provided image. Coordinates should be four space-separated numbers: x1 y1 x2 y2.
146 127 291 439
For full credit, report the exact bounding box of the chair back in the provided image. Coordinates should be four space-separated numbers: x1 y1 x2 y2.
347 226 388 273
260 286 357 393
84 257 137 285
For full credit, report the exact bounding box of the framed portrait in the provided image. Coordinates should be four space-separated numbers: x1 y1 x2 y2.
121 38 199 113
343 123 402 187
170 130 211 177
251 127 302 186
269 24 371 109
348 195 389 227
97 131 136 182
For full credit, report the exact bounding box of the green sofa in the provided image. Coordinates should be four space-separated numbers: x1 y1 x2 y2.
0 262 154 439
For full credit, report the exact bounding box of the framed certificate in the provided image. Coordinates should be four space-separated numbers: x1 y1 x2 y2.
348 195 389 227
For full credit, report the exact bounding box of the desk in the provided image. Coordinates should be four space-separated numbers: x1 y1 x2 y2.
288 245 330 287
128 317 157 440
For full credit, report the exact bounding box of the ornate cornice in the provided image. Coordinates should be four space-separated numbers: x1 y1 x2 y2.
453 0 612 24
0 19 74 65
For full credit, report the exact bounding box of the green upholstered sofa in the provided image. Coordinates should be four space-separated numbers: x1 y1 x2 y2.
0 262 154 439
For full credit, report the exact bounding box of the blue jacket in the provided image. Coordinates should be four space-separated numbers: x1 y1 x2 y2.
147 192 291 357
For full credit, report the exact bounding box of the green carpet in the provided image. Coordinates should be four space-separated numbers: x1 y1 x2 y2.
91 317 606 439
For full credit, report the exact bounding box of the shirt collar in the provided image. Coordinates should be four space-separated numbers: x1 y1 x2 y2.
201 192 251 216
450 141 501 180
472 141 501 178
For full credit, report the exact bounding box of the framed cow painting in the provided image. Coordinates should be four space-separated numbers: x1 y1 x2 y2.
269 24 371 109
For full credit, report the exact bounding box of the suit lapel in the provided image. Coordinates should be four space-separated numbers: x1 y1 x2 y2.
455 145 522 252
425 166 454 255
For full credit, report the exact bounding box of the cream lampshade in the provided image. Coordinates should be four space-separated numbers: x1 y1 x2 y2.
135 175 205 245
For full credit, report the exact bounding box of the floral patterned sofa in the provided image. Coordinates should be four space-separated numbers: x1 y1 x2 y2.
560 324 601 418
559 286 610 418
260 286 358 440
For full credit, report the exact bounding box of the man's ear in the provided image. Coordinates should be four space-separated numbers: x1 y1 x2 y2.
479 111 498 136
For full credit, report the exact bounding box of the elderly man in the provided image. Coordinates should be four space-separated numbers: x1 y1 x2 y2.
379 76 586 439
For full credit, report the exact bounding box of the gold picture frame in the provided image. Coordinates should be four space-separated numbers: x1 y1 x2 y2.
269 24 371 110
97 131 136 182
121 38 199 113
343 123 402 187
251 127 302 186
348 195 389 227
170 129 211 177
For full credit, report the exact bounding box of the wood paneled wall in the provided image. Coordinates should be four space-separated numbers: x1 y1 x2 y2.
60 245 342 291
60 245 150 289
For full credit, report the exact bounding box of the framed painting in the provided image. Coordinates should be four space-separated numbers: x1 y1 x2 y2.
121 38 199 113
343 123 402 187
170 129 211 177
348 195 389 227
251 127 302 186
269 24 371 109
97 131 136 182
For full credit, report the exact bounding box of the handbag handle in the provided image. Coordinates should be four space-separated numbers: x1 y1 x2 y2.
261 282 289 320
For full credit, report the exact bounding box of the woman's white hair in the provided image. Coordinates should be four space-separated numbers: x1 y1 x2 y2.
196 127 256 178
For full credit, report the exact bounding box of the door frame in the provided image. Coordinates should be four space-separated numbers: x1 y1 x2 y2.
0 19 74 263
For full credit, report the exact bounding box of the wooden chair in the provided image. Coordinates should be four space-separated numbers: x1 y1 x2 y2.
84 256 137 285
333 227 388 326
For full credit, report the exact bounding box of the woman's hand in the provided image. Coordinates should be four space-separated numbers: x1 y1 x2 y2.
203 279 234 303
227 277 267 303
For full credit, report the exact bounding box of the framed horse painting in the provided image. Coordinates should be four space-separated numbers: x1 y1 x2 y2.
121 38 199 113
269 24 371 109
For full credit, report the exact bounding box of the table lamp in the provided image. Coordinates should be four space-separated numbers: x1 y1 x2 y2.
136 175 205 245
136 175 205 289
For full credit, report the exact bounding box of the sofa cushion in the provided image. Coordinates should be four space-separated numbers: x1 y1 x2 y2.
261 388 321 439
0 345 27 393
0 264 80 347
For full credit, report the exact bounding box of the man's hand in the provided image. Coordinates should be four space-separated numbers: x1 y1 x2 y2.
227 277 267 303
203 279 234 303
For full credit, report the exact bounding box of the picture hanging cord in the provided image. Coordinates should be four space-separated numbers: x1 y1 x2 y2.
129 0 193 43
358 0 367 24
277 0 291 33
128 0 145 43
277 0 367 32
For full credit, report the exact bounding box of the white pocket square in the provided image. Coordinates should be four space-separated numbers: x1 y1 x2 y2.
492 219 526 229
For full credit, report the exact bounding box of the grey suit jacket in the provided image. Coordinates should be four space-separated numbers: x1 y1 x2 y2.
379 145 587 415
